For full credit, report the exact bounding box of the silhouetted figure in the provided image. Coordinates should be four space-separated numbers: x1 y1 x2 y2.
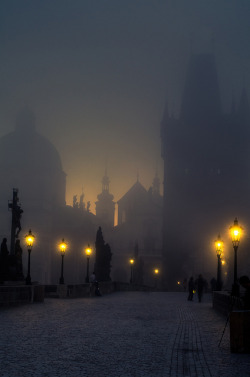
14 239 23 279
1 238 9 257
73 195 78 209
188 277 195 301
8 189 23 255
94 280 102 296
89 271 101 296
0 238 9 280
239 275 250 310
87 201 90 212
14 205 23 238
79 192 85 211
196 274 205 302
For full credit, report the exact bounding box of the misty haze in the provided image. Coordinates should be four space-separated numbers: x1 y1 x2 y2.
1 1 250 376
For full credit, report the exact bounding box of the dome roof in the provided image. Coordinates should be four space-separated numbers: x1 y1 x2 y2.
0 110 66 208
0 124 63 173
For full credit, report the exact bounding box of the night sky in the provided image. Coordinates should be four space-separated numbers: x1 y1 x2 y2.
0 0 250 213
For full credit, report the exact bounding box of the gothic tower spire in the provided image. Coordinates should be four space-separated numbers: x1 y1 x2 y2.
95 169 115 228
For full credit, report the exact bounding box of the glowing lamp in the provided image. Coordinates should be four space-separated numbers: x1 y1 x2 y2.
59 239 67 255
215 234 223 257
25 229 35 250
229 217 243 297
25 229 35 285
85 244 92 283
215 234 223 291
229 218 242 247
59 238 67 284
129 259 134 284
85 244 92 258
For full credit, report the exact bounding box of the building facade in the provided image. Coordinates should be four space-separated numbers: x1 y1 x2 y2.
161 53 250 288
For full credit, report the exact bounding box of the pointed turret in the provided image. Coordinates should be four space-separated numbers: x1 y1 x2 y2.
95 170 115 228
101 168 109 193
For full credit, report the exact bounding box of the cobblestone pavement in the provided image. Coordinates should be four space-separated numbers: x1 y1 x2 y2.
0 292 250 377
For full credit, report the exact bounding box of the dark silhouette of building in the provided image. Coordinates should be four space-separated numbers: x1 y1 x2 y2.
0 108 163 285
94 226 112 282
111 177 163 285
0 108 97 284
95 170 115 228
161 53 250 289
0 108 66 211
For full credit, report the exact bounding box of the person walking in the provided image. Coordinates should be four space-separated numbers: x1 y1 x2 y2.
196 274 205 302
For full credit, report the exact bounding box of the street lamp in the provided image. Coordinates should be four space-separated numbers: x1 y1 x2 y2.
154 268 159 289
215 234 223 291
229 217 243 297
85 244 92 283
130 259 134 284
59 239 67 284
25 229 35 285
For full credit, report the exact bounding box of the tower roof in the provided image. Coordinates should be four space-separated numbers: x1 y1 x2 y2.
0 128 63 172
117 181 148 205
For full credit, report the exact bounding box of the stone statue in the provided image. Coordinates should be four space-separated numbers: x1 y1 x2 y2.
0 238 9 281
73 195 78 208
87 201 90 212
14 204 23 238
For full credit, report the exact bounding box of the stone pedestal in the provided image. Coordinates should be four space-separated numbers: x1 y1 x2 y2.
230 311 250 353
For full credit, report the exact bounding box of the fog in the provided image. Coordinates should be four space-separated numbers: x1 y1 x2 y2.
1 1 250 210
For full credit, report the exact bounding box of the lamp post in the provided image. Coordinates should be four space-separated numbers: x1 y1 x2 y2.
229 217 243 297
25 229 35 285
85 244 92 283
130 259 134 284
59 239 67 284
215 234 223 291
154 268 159 289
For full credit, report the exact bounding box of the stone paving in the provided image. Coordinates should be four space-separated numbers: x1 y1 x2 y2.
0 291 250 377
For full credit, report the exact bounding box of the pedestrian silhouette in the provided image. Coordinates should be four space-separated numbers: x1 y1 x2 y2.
196 274 205 302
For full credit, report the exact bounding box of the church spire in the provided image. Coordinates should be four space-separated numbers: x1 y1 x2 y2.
102 168 110 193
96 169 115 228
